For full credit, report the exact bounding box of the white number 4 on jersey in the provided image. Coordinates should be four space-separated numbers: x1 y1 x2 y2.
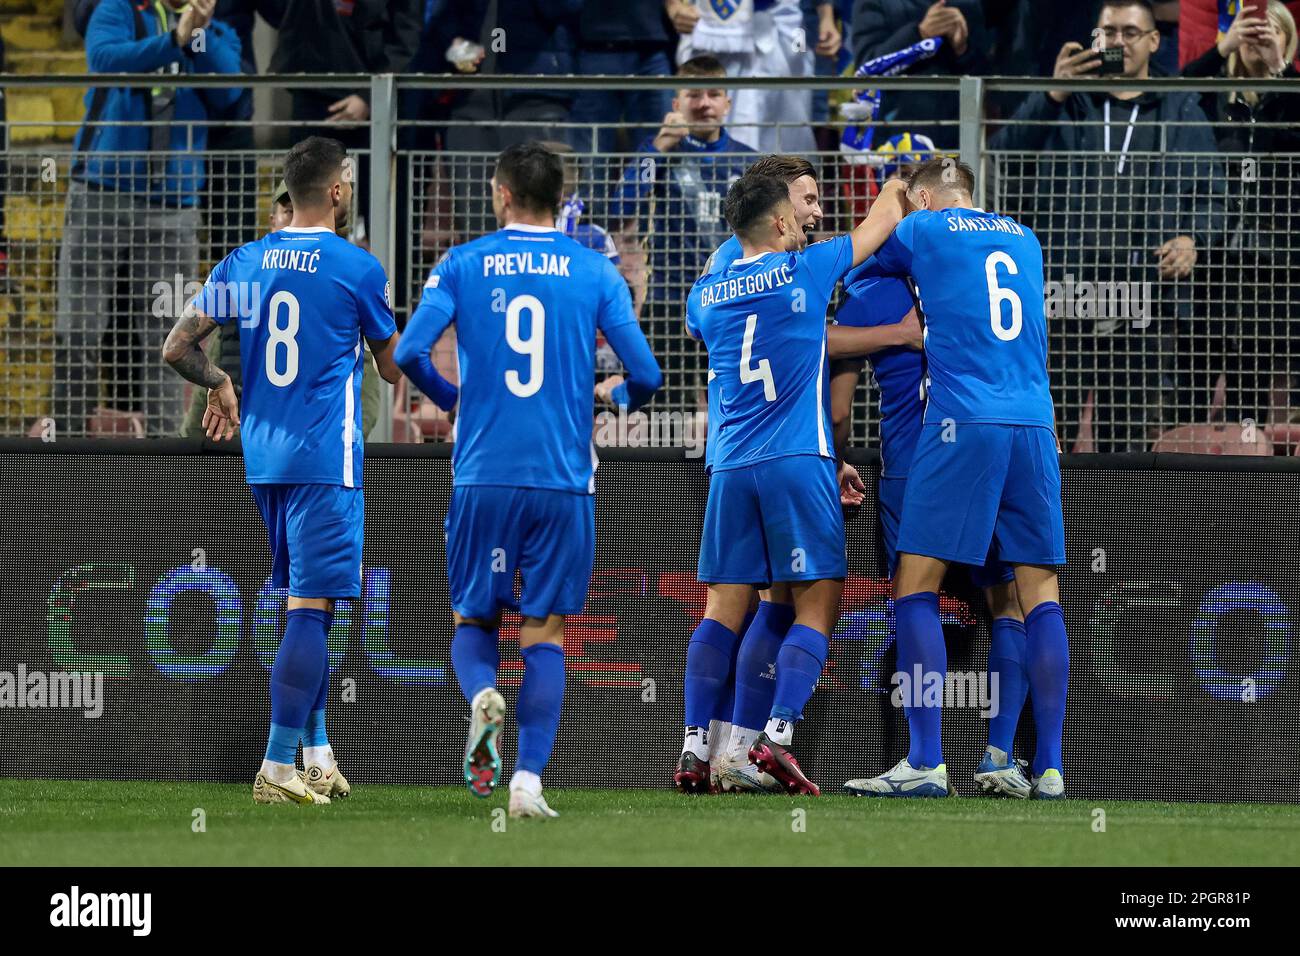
740 313 776 402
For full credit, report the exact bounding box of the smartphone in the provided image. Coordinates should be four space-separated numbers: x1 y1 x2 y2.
1098 45 1125 74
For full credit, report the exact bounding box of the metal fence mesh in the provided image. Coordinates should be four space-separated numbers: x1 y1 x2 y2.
990 146 1297 454
1 148 362 438
2 98 1296 455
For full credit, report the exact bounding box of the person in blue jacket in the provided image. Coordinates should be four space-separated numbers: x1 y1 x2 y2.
52 0 242 437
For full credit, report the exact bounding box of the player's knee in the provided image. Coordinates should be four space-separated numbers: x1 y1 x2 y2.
763 581 794 606
519 614 564 648
986 581 1024 621
894 553 946 598
455 611 502 631
789 578 842 634
704 584 753 634
288 596 334 613
1012 564 1060 615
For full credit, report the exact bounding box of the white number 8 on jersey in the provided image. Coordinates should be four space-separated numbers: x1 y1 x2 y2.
265 290 300 387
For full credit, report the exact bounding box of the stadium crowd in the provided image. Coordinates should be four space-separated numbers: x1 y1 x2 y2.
38 0 1300 452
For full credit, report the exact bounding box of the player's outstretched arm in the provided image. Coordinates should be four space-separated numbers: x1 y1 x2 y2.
393 304 458 412
827 308 922 359
828 362 866 505
162 304 239 441
601 322 663 413
830 361 861 456
849 179 910 268
366 332 404 384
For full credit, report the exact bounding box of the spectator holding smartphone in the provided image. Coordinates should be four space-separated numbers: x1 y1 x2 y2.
1183 1 1300 427
1183 1 1299 149
990 0 1225 452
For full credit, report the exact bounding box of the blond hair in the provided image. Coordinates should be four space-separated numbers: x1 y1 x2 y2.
1228 0 1297 105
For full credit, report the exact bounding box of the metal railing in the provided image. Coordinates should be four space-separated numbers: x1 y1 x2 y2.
1 73 1296 454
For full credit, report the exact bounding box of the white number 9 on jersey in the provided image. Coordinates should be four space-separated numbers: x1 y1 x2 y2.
265 290 300 387
505 294 545 398
984 252 1023 342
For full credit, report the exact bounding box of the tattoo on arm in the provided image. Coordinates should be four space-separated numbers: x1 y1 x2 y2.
164 310 228 389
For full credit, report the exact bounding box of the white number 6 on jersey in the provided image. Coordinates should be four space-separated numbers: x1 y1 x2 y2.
985 251 1023 342
740 313 776 402
505 294 545 398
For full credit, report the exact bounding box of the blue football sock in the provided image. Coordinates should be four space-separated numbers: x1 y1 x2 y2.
713 608 753 724
516 643 565 776
732 601 795 729
266 607 330 764
684 618 740 728
987 616 1028 756
895 591 946 769
302 611 335 749
1025 601 1069 776
769 624 829 722
451 622 500 704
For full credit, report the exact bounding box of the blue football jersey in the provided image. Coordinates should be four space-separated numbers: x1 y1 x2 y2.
835 258 924 479
873 208 1054 429
687 235 854 471
695 235 744 472
411 224 638 494
198 227 396 487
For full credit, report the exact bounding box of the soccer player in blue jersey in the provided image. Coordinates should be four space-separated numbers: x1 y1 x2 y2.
397 143 662 819
849 158 1069 800
684 171 909 795
679 155 923 795
833 258 1034 799
163 136 404 806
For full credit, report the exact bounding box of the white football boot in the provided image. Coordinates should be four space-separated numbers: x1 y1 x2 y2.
299 752 352 799
464 688 506 798
844 757 955 798
973 749 1032 799
254 770 330 805
718 760 785 794
508 774 559 818
1031 768 1066 800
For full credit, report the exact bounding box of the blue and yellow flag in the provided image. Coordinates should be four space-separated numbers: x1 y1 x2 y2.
1218 0 1242 38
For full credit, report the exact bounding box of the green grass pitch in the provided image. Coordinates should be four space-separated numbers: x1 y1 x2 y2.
2 779 1298 866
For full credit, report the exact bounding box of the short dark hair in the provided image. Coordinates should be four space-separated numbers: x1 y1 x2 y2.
678 55 727 80
1101 0 1156 28
748 154 817 186
724 172 791 241
907 157 975 198
283 136 348 207
495 142 564 216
